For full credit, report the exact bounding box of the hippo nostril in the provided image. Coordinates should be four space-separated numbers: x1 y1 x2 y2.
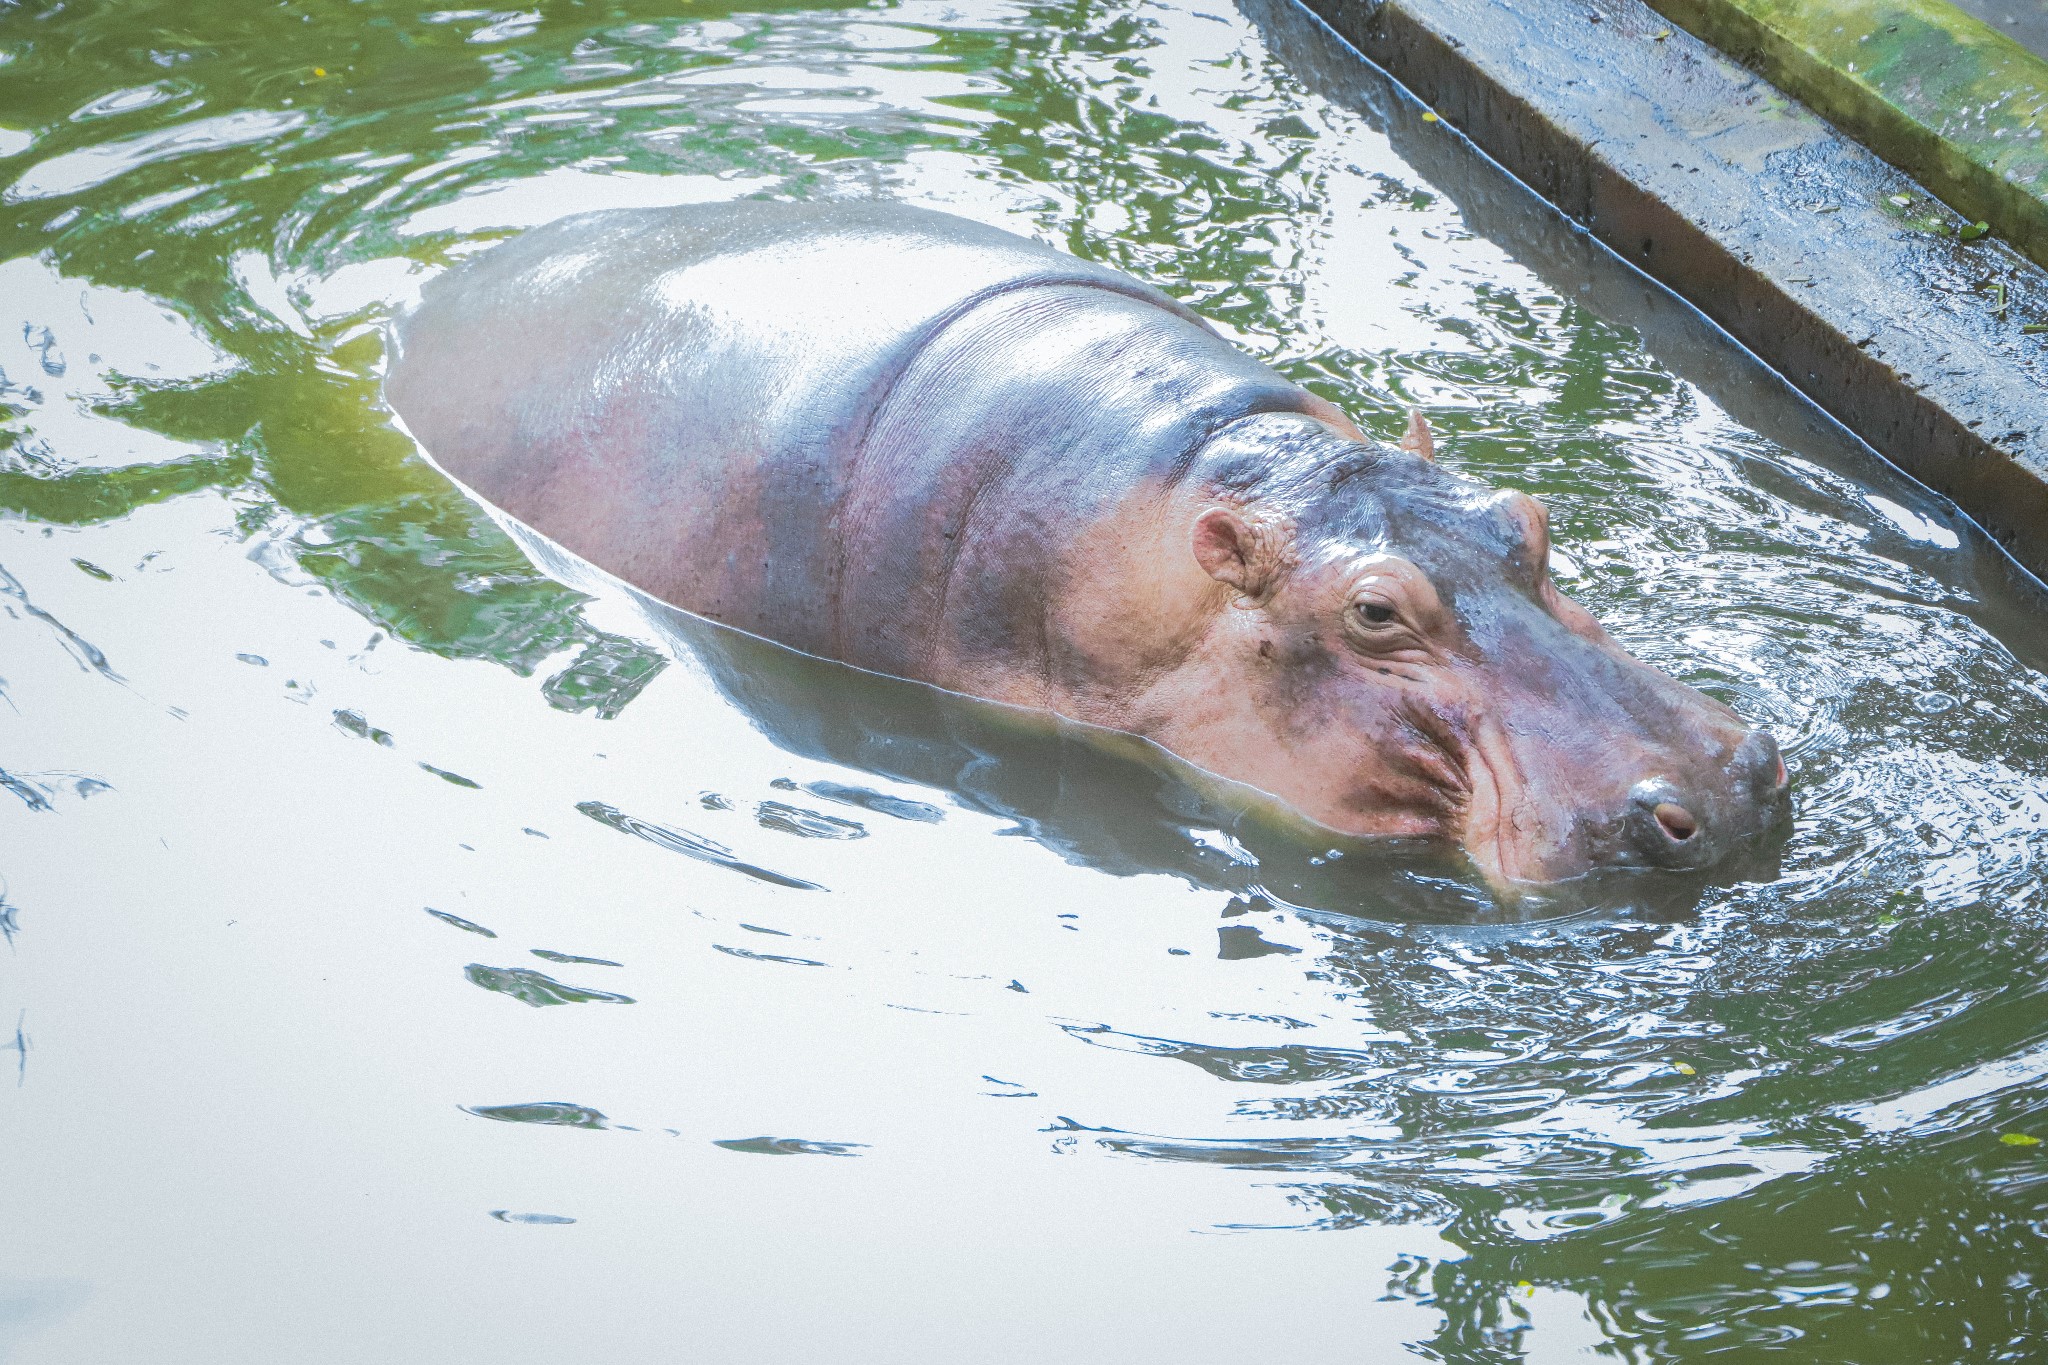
1653 802 1698 842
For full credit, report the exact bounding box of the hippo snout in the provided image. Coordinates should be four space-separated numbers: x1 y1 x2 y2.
1620 729 1789 870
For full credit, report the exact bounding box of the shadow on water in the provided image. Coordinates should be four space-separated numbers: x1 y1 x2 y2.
496 497 1779 925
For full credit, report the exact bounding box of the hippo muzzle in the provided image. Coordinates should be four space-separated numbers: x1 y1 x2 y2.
1447 632 1792 888
1619 730 1791 869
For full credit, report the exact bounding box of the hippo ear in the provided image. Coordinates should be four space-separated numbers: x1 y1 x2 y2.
1192 507 1281 599
1399 409 1435 461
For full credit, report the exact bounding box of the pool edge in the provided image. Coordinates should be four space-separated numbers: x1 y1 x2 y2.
1291 0 2048 583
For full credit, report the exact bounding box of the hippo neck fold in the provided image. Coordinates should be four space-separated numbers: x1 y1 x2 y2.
839 287 1346 685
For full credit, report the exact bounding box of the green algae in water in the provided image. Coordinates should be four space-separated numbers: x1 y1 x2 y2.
1 0 2046 1358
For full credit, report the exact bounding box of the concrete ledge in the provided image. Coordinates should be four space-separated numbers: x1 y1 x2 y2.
1297 0 2048 580
1646 0 2048 273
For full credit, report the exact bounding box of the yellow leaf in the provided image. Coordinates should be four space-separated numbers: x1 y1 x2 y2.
1421 111 1439 123
1654 28 1671 40
1674 1062 1696 1076
2000 1132 2041 1147
313 66 326 77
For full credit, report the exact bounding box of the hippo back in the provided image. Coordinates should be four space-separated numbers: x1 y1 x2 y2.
388 201 1332 674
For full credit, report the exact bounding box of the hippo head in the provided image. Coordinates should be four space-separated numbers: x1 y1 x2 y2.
1158 412 1789 892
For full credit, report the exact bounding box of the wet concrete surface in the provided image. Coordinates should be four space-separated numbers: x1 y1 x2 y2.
1949 0 2048 63
1647 0 2048 275
1298 0 2048 582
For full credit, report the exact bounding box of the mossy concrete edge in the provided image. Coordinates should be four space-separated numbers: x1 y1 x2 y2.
1645 0 2048 273
1296 0 2048 581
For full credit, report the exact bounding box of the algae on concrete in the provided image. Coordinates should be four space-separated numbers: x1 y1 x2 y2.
1646 0 2048 271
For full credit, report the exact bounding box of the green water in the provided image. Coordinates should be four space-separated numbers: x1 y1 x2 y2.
2 0 2045 1359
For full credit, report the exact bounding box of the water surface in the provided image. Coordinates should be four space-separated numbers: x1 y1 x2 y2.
2 0 2046 1359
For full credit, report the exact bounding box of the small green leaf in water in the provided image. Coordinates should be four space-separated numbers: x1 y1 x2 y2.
1887 193 1914 209
333 709 393 747
1960 220 1991 242
2022 323 2048 334
419 762 480 788
72 558 112 580
1653 27 1671 40
1999 1132 2041 1147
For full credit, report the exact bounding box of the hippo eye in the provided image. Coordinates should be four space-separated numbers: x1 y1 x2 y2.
1353 601 1398 627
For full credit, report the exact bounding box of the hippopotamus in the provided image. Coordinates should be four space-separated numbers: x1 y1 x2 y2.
386 200 1788 891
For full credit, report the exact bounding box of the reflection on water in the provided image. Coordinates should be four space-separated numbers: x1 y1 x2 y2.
2 0 2045 1359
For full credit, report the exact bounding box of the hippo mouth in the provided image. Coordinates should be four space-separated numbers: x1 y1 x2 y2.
1449 718 1793 893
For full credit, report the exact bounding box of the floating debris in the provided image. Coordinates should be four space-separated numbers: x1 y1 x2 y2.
332 709 392 746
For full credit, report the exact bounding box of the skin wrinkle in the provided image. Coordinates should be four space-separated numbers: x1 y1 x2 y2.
1159 399 1357 493
845 285 1297 676
917 453 1016 681
832 274 1213 657
1399 690 1472 806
